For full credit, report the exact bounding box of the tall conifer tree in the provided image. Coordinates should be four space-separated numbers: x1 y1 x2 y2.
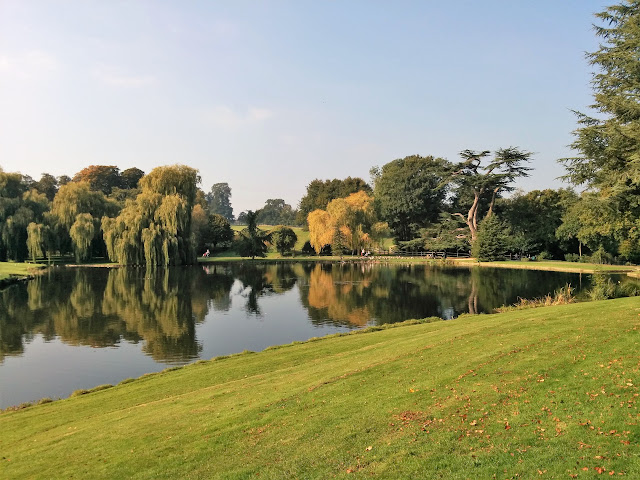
561 1 640 259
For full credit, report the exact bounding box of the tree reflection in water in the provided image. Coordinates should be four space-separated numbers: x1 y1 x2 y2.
0 263 600 363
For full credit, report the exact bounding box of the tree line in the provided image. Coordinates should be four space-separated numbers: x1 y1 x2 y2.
0 164 237 266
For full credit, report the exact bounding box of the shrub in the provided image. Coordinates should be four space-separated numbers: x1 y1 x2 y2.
589 246 613 265
301 240 315 254
564 253 580 262
271 226 298 256
472 215 509 261
588 274 620 300
588 274 640 300
495 283 575 312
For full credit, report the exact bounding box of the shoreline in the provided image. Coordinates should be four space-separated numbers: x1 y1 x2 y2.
3 257 638 283
201 255 640 276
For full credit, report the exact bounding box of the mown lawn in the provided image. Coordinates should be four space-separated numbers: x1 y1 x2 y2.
0 261 44 282
1 298 639 479
451 258 639 275
225 224 310 258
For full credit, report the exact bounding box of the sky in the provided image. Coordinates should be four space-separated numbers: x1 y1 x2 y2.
0 1 608 214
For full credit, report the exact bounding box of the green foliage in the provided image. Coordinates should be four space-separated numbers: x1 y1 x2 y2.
450 148 532 242
589 246 614 265
102 165 200 266
497 189 577 258
69 213 95 262
371 155 450 241
560 2 640 261
472 214 509 261
586 274 640 300
51 182 120 261
257 199 297 225
120 167 145 189
556 193 626 260
32 173 59 201
206 182 234 222
236 210 271 259
26 222 44 263
197 212 233 252
495 283 575 312
297 177 371 225
420 213 470 252
564 253 580 262
51 182 116 230
0 170 50 261
270 226 298 256
1 206 34 261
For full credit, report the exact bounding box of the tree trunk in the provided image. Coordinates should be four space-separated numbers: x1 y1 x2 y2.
467 193 481 241
486 187 499 218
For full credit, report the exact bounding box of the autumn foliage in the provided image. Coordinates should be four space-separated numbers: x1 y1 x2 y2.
307 191 388 254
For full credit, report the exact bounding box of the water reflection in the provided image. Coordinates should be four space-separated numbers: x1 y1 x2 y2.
0 263 607 365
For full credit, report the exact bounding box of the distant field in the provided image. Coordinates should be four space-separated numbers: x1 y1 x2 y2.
227 225 309 257
2 297 639 478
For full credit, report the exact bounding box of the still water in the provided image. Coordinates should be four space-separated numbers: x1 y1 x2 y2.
0 262 594 408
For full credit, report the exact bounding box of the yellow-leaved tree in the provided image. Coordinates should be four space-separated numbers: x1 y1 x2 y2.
308 191 387 255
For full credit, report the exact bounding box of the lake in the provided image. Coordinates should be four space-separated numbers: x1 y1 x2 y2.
0 262 596 408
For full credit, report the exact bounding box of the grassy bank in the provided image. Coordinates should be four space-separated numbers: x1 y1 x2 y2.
2 298 639 478
201 254 639 276
0 261 45 288
450 258 638 275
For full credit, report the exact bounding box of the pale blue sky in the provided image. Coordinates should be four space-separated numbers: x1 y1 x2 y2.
0 1 605 213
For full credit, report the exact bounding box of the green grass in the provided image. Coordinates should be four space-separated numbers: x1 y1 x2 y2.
2 298 639 478
0 261 45 284
225 224 310 258
452 257 638 274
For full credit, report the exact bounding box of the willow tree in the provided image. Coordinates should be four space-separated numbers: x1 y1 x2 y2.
102 165 200 266
327 191 377 254
51 181 117 259
26 222 44 263
69 213 95 262
308 209 335 254
307 191 386 255
0 170 49 261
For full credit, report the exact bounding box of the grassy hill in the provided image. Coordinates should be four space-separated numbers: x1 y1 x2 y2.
2 298 639 478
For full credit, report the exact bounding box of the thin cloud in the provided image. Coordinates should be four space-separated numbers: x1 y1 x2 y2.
248 108 273 122
0 50 58 79
203 106 273 129
92 64 156 88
